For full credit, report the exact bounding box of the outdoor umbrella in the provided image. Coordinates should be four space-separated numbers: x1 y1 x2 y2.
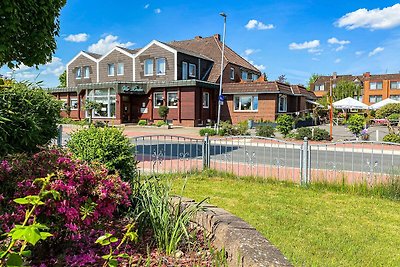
369 98 399 110
332 97 369 110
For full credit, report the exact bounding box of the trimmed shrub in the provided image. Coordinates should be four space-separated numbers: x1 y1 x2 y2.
0 82 62 157
256 125 275 137
295 127 330 141
158 105 169 122
347 114 365 135
295 127 312 140
199 128 217 136
276 115 294 137
156 120 167 127
67 126 137 181
376 103 400 119
383 133 400 143
138 119 147 126
313 128 330 141
219 121 249 136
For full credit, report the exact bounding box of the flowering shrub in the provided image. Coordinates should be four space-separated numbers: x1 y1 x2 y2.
0 149 132 266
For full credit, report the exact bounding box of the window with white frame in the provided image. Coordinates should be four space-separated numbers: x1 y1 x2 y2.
314 84 324 91
70 98 78 110
252 74 259 81
203 92 209 108
390 81 400 89
390 95 400 101
189 63 196 78
182 62 188 79
86 88 116 118
167 92 178 107
117 63 124 75
370 82 383 90
107 64 115 76
83 66 90 78
230 68 235 80
278 94 288 112
241 71 248 81
156 58 166 75
75 67 82 79
234 95 258 111
144 59 153 76
369 95 382 103
153 92 164 108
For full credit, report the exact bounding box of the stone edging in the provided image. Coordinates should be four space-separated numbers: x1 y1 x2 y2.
171 196 292 267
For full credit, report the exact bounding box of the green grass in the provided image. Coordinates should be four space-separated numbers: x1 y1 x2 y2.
167 171 400 267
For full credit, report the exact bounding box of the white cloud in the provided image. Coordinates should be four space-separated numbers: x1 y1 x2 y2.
336 4 400 30
334 58 342 64
368 47 384 57
41 57 65 76
64 33 89 42
355 51 365 56
15 72 37 79
327 37 350 45
244 49 260 56
289 40 321 53
154 8 161 14
245 19 274 30
144 4 149 9
254 64 266 71
88 35 135 54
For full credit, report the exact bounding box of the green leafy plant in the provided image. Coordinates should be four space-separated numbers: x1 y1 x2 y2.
383 133 400 143
376 103 400 119
199 128 217 136
218 121 248 136
312 128 330 141
347 114 365 135
256 125 275 137
295 127 312 140
67 126 137 181
0 174 60 267
65 105 72 118
276 115 294 137
158 106 169 122
155 120 167 127
0 82 62 157
387 113 400 122
138 120 147 126
95 223 138 267
84 100 102 124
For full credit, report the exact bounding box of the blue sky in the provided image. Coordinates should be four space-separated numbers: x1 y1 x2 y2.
2 0 400 87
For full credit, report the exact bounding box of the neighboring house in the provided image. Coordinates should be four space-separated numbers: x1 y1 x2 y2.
221 80 317 123
311 72 400 105
50 34 313 125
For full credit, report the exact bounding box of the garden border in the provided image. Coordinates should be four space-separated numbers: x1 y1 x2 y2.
172 196 292 267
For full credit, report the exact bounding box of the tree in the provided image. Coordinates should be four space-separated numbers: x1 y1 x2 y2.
0 0 66 68
59 70 66 87
158 105 170 122
307 73 320 91
331 80 362 101
277 74 289 84
263 72 268 81
84 100 102 124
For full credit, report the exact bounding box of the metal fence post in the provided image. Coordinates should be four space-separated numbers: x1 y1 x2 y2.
203 133 210 169
57 125 63 147
300 137 310 185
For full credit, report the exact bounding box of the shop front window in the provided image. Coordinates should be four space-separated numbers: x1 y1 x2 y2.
86 88 116 118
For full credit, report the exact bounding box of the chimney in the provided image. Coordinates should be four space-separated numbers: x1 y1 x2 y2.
194 36 202 40
363 72 371 78
333 72 337 80
214 33 221 41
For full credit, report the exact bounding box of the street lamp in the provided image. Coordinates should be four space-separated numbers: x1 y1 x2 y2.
329 80 336 140
216 12 227 133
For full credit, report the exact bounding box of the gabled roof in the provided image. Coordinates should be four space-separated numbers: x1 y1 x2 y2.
222 81 293 95
83 51 102 59
117 46 140 54
169 35 260 82
291 85 317 100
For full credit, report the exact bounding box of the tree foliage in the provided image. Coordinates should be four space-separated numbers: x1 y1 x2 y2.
376 103 400 119
58 70 66 87
277 74 288 84
332 80 362 101
158 106 169 122
0 0 66 68
307 73 320 91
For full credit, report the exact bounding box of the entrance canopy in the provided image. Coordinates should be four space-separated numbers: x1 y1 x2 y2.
369 98 399 110
332 97 369 110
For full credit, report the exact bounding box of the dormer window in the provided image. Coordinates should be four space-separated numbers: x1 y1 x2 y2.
315 84 325 91
182 62 188 79
230 68 235 80
156 58 166 75
241 71 248 80
75 67 82 79
189 63 196 78
252 74 259 81
144 59 153 76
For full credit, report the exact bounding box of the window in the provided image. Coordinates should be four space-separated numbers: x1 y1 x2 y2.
144 59 153 76
203 92 209 108
234 95 258 111
353 95 363 102
370 82 383 90
252 74 259 81
278 94 288 112
86 88 116 118
391 81 400 89
70 99 78 110
314 84 325 91
230 68 235 80
390 95 400 101
241 71 248 81
75 67 82 79
369 95 382 103
117 63 124 75
83 66 90 78
153 92 164 108
167 92 178 107
156 58 166 75
189 63 196 78
182 62 188 79
107 64 115 76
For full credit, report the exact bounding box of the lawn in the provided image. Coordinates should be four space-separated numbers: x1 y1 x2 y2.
169 171 400 267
